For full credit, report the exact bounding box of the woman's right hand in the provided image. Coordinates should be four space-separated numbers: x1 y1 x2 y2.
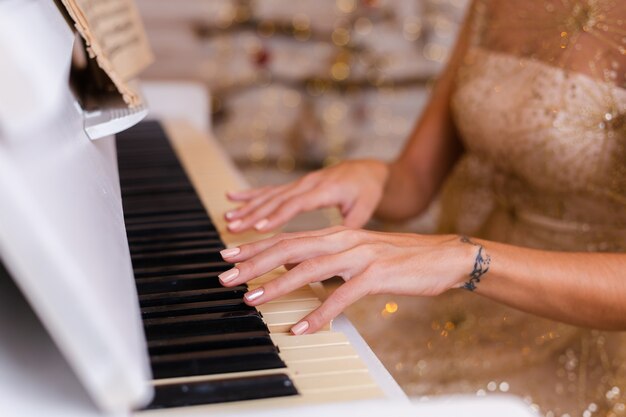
224 159 389 233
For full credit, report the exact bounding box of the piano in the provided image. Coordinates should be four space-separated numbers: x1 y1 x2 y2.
0 1 536 416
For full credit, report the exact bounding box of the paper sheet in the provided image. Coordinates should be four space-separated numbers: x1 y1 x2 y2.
59 0 153 106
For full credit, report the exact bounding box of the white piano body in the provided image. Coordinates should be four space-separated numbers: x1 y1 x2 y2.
0 1 536 416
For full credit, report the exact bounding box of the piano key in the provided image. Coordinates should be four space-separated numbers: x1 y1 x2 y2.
119 182 196 197
125 219 215 237
121 195 206 215
147 331 274 356
143 311 267 340
135 272 223 294
145 374 298 410
256 300 321 314
139 287 247 307
141 299 252 319
119 170 189 186
123 210 210 226
279 344 359 363
130 247 226 269
133 261 232 278
150 345 285 379
128 230 221 246
290 370 375 392
270 332 351 349
130 238 224 255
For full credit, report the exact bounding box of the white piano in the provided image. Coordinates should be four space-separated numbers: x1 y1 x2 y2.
0 1 536 416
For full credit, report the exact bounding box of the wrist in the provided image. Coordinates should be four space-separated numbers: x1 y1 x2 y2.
454 235 492 291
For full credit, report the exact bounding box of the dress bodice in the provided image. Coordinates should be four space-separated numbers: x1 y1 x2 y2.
444 0 626 252
446 46 626 251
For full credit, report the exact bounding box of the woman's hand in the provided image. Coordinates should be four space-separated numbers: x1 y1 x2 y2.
224 160 389 233
218 226 475 334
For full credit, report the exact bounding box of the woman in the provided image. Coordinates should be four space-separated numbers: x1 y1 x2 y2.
219 1 626 415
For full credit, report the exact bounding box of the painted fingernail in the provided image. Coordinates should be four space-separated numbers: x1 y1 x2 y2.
220 247 240 259
254 219 269 231
227 219 242 231
244 287 264 302
290 321 309 335
218 268 239 284
225 211 236 220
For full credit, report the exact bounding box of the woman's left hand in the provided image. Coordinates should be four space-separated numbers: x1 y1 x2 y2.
218 226 475 335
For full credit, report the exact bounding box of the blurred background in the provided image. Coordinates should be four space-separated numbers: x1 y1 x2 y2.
136 0 469 232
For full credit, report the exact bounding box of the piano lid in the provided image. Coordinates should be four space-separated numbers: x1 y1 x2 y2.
0 0 152 413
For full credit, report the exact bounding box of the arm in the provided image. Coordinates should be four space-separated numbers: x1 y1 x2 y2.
218 228 626 333
472 238 626 329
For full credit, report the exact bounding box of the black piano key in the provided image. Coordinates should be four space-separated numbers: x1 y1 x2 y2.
121 195 206 216
135 272 223 294
145 374 298 409
150 346 285 379
141 299 253 319
133 261 232 279
130 238 224 256
120 183 197 198
131 248 226 269
119 171 189 187
147 331 274 356
125 219 213 236
139 287 247 307
143 311 267 340
123 210 210 226
128 230 221 246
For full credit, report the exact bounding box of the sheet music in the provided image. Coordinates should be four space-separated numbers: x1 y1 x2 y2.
60 0 153 106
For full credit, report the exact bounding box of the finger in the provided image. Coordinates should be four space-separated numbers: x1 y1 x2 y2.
291 278 367 334
230 179 320 233
256 188 331 232
226 187 270 202
343 196 377 228
220 226 346 263
242 251 362 306
225 185 287 222
219 232 356 286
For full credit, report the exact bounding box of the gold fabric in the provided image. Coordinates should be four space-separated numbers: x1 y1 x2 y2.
348 1 626 416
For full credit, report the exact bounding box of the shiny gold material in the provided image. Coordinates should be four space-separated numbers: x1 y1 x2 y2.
349 1 626 416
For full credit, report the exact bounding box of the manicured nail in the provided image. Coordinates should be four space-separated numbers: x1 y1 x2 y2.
220 247 240 259
244 287 264 302
290 321 309 335
218 268 239 284
254 219 269 231
225 211 236 220
228 219 242 231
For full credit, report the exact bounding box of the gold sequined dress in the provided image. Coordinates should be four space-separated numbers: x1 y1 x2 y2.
347 1 626 416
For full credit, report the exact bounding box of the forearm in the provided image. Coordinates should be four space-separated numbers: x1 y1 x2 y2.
464 239 626 330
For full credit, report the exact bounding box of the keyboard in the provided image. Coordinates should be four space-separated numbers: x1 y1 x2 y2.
116 121 388 412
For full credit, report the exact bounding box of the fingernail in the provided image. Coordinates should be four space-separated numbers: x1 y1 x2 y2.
244 287 264 302
227 219 242 231
220 247 240 259
225 211 236 220
254 219 269 231
290 321 309 335
218 268 239 284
